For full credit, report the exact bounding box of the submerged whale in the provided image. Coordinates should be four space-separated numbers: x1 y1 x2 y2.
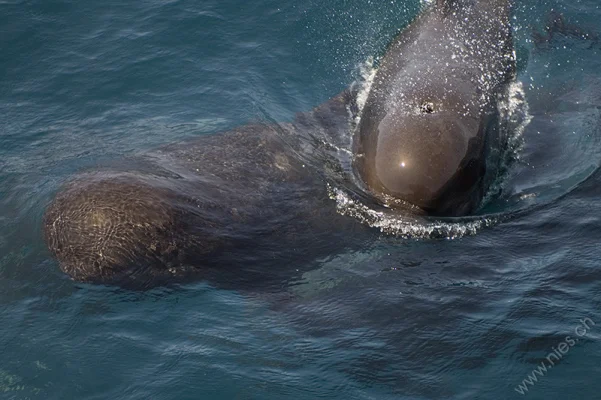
44 0 514 287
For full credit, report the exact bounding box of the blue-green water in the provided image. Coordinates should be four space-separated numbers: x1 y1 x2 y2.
2 0 601 398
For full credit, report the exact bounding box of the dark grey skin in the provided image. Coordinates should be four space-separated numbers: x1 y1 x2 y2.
44 0 514 287
353 0 514 216
44 92 367 289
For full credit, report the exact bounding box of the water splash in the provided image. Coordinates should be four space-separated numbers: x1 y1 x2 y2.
500 79 533 159
327 184 499 239
350 56 377 125
480 79 533 206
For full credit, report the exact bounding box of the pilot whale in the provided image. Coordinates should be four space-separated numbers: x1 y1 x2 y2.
44 0 514 287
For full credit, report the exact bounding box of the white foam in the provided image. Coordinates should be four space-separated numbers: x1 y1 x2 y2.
327 184 498 239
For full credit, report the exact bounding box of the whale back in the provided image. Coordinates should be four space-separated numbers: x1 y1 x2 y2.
44 96 366 288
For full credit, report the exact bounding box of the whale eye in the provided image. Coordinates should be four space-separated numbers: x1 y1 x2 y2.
420 101 435 114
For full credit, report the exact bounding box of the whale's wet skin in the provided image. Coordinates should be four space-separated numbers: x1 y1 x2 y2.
2 0 601 398
353 0 514 217
43 90 375 287
44 0 521 286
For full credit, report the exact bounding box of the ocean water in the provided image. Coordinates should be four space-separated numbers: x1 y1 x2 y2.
2 0 601 398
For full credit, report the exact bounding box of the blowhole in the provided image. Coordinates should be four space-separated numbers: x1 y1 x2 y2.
420 101 435 114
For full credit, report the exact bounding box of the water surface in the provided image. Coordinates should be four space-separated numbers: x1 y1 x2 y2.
1 0 601 398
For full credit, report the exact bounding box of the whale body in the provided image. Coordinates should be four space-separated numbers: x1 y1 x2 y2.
44 93 365 288
44 0 514 287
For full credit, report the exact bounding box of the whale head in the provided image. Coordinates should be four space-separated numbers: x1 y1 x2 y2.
350 0 514 216
354 88 493 216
